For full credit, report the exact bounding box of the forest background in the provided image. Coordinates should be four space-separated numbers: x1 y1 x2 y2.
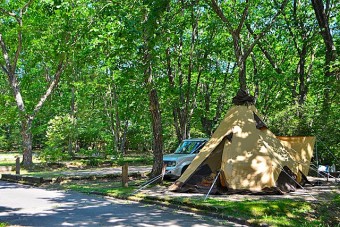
0 0 338 176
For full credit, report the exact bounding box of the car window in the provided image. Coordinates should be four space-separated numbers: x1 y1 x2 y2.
174 141 205 154
192 141 206 153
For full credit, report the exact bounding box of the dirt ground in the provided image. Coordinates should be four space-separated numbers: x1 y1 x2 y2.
139 177 339 203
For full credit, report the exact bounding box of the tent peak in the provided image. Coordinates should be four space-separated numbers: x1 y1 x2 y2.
232 89 255 105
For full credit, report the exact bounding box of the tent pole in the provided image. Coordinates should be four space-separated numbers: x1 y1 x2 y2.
204 171 221 201
278 165 318 201
264 144 318 201
132 170 170 195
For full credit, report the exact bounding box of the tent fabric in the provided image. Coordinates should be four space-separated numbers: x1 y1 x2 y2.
277 136 316 182
169 104 315 194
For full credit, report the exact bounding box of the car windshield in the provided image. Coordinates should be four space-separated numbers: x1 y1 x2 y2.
174 141 204 154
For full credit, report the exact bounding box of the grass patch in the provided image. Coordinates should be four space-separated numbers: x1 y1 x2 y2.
158 195 340 227
196 198 319 226
314 193 340 226
117 156 153 166
0 152 20 166
0 223 8 227
46 176 142 198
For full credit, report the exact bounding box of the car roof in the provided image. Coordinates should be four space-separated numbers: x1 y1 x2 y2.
182 138 208 142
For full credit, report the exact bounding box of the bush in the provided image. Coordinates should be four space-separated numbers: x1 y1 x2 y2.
40 114 76 162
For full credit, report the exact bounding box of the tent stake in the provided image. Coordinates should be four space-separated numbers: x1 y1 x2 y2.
204 171 221 201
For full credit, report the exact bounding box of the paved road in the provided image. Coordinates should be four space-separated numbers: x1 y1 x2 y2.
0 181 243 227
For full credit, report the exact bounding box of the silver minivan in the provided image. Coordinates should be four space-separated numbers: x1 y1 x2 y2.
163 138 208 179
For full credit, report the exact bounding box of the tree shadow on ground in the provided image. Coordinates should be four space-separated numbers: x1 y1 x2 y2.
0 180 225 227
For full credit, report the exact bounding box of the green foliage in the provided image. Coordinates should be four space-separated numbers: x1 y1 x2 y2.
269 104 313 136
41 114 76 162
0 0 338 165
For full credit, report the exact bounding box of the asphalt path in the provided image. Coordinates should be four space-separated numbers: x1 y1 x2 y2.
0 181 243 227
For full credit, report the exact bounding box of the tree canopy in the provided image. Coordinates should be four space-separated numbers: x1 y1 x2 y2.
0 0 338 170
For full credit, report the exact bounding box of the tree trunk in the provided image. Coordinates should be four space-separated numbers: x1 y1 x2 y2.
141 0 168 180
311 0 337 125
21 119 33 167
68 86 76 156
112 82 121 153
238 58 247 91
149 88 164 178
166 45 182 142
233 33 247 91
251 53 259 101
297 44 308 106
311 0 337 77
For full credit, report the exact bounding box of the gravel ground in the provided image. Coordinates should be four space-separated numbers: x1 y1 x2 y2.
140 177 339 202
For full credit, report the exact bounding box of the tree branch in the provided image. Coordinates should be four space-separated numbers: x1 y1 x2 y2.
208 0 234 34
21 0 34 15
0 7 16 17
282 12 301 55
1 1 34 75
32 57 66 118
0 33 13 76
246 24 282 74
13 24 23 73
244 0 289 59
236 0 249 35
1 64 8 74
14 1 34 72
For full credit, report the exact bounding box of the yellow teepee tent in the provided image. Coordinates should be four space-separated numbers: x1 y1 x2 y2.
169 91 315 194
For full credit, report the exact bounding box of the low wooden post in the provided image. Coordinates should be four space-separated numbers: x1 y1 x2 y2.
15 156 20 175
122 163 128 187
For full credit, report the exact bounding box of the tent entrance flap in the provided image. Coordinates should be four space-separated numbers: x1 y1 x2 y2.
173 137 227 193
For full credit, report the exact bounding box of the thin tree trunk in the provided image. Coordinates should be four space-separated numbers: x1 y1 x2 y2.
238 56 247 91
166 45 182 142
104 83 117 153
119 120 129 155
68 86 76 156
112 82 121 153
297 44 308 106
251 53 259 101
